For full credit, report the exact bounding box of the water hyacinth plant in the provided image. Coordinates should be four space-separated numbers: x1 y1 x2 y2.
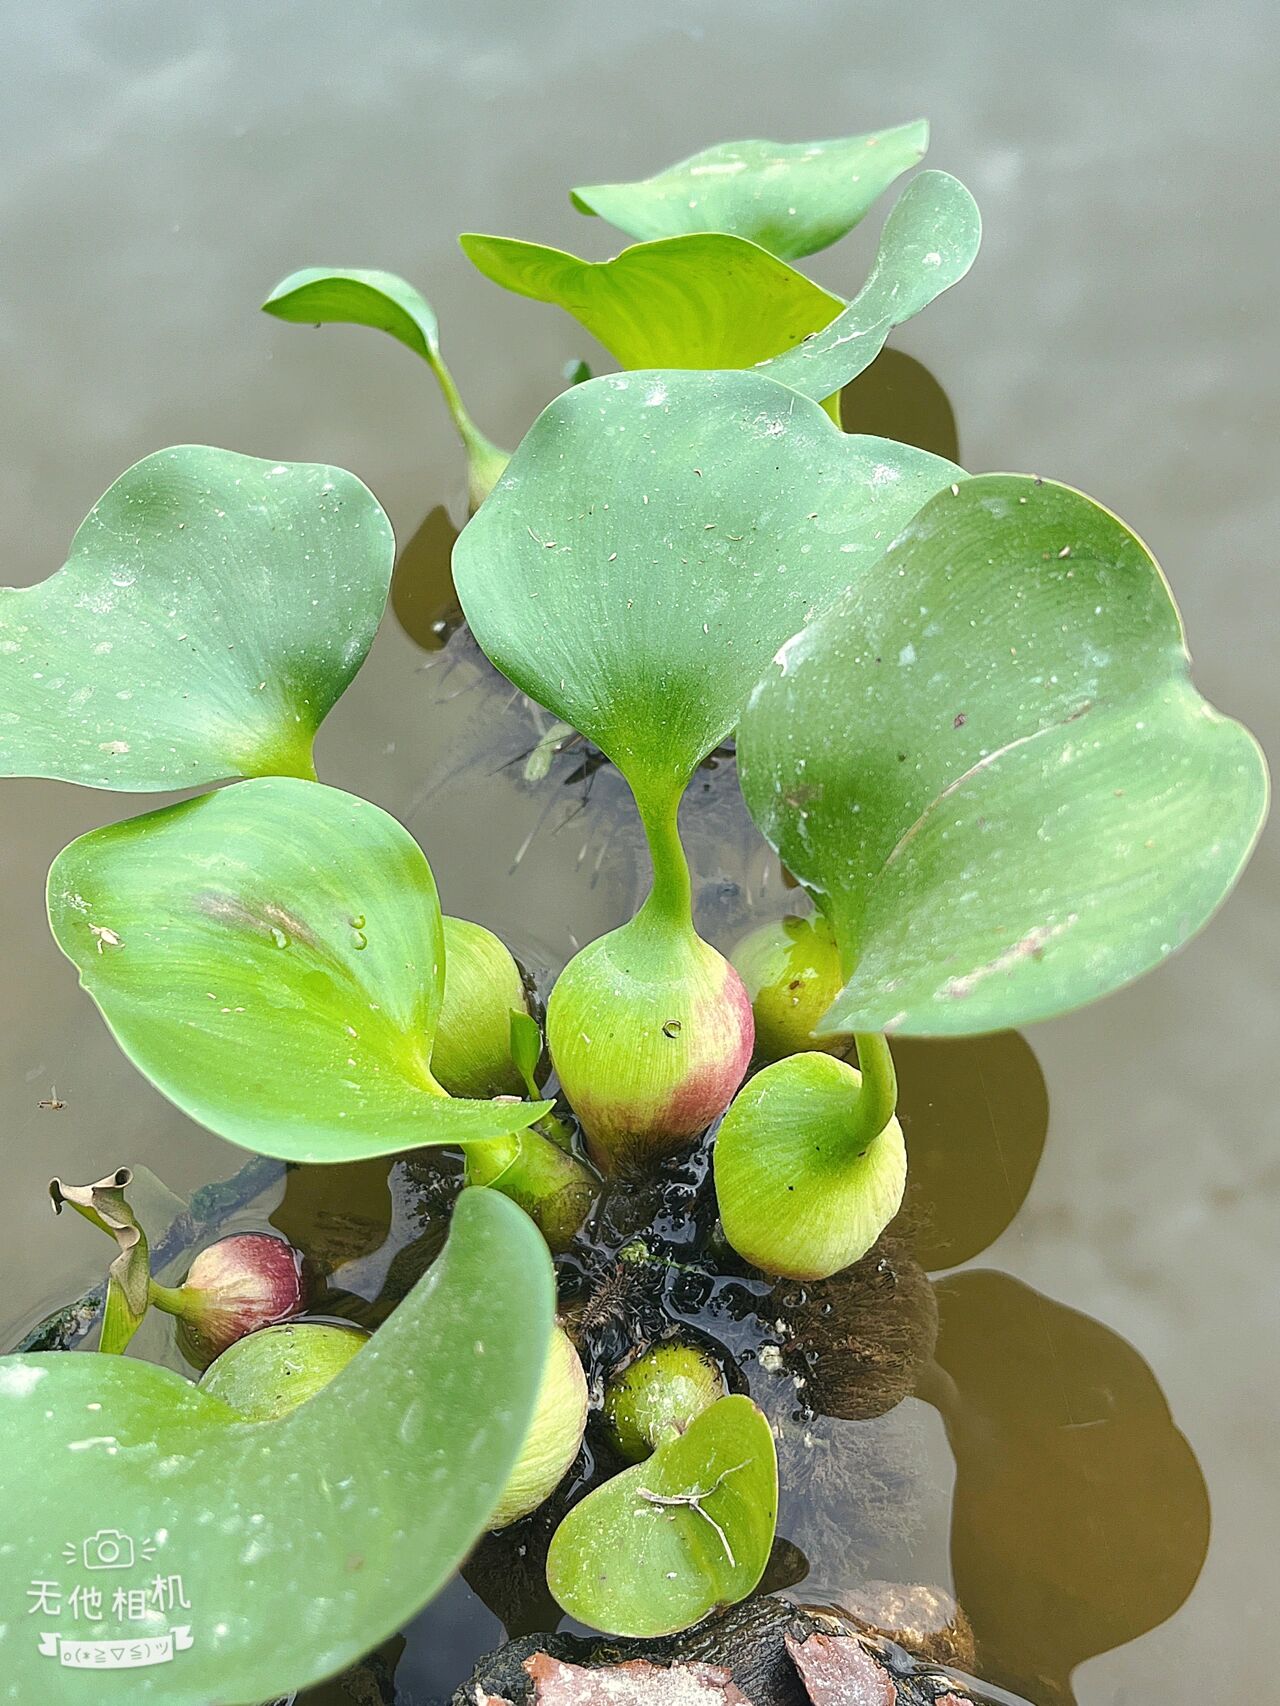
0 121 1269 1699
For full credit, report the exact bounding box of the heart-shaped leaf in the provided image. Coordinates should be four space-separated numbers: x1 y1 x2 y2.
738 474 1269 1035
262 268 508 507
47 776 551 1160
546 1394 777 1637
452 368 962 823
0 446 394 790
713 1051 907 1280
0 1187 555 1704
570 121 928 259
459 231 842 372
755 171 981 402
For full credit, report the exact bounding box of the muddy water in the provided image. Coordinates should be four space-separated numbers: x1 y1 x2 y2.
1 3 1277 1702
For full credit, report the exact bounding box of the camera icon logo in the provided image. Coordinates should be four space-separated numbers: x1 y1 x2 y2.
83 1530 135 1571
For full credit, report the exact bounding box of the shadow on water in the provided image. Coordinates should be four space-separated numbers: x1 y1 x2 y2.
921 1273 1211 1706
286 1017 1206 1705
390 504 464 652
896 1031 1049 1273
840 348 961 465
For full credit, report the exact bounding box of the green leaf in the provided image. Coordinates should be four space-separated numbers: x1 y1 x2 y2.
738 474 1269 1035
263 268 508 509
47 776 552 1161
0 1188 555 1704
755 171 981 403
546 1394 777 1637
460 230 843 372
570 121 929 260
452 368 962 820
0 446 393 791
509 1008 544 1098
713 1051 907 1280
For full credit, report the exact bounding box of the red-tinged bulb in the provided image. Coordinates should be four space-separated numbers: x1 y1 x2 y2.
160 1232 308 1372
547 917 754 1174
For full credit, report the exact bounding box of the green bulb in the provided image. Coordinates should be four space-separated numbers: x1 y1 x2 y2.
464 1126 596 1254
200 1320 369 1421
431 916 530 1099
602 1342 726 1463
488 1325 589 1528
714 1051 906 1281
730 912 850 1064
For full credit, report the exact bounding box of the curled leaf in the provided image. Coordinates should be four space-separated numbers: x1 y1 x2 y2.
263 268 508 508
49 1168 150 1353
755 171 982 403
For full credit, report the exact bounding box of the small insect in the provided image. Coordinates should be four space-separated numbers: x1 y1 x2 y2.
38 1087 66 1111
89 923 123 953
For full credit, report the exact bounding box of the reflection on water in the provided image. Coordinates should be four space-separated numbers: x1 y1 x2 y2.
391 504 463 652
896 1032 1049 1274
840 347 962 465
924 1272 1210 1706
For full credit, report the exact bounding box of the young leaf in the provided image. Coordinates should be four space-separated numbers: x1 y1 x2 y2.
433 916 531 1100
0 1187 555 1704
459 230 843 372
509 1007 545 1098
738 475 1269 1035
452 368 962 822
546 1394 777 1637
262 268 509 508
49 1169 151 1353
713 1051 907 1280
0 447 394 791
570 121 929 260
47 776 551 1161
755 171 982 403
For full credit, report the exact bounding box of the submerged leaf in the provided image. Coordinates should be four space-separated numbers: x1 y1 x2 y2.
0 1188 554 1704
0 446 394 790
47 776 551 1161
546 1395 777 1637
460 231 842 373
738 475 1269 1034
262 268 509 507
755 171 981 403
570 121 929 260
453 369 961 817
